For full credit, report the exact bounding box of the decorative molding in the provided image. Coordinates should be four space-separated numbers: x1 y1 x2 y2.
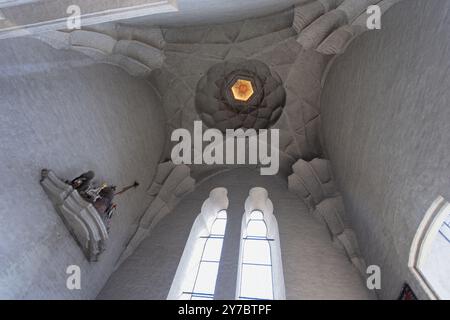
33 26 165 77
408 196 448 300
288 158 368 277
167 188 228 299
115 161 195 268
40 170 109 262
235 187 286 300
0 0 178 39
293 0 404 55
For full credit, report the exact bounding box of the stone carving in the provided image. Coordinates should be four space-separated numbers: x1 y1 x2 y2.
0 0 177 40
195 59 286 133
294 0 404 55
33 25 165 77
116 161 195 267
288 158 338 211
31 4 407 181
150 10 304 177
288 158 367 277
314 196 346 236
34 9 323 177
40 170 109 262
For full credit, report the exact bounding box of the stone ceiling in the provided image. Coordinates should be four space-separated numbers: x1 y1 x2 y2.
33 0 405 178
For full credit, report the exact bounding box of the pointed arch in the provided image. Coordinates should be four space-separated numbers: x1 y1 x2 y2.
236 187 286 300
168 187 229 300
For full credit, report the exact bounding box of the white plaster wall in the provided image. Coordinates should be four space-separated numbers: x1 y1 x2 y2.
0 37 166 299
320 0 450 300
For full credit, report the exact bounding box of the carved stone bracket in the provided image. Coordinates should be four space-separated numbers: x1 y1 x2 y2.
115 161 195 267
288 158 368 277
40 169 109 262
293 0 404 55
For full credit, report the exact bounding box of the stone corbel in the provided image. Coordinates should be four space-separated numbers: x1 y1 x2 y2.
288 158 368 277
40 170 109 262
115 161 195 268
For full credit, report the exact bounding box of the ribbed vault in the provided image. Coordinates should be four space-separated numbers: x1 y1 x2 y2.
3 0 418 300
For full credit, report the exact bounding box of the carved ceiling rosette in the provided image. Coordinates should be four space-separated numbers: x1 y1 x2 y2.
195 59 286 133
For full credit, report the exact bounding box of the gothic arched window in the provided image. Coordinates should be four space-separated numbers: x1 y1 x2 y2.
409 196 450 299
236 187 285 300
168 188 228 300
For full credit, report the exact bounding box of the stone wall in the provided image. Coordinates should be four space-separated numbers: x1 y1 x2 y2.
98 168 373 300
0 37 166 299
320 0 450 299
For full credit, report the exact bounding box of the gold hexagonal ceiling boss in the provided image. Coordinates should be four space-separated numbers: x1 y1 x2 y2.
231 79 254 102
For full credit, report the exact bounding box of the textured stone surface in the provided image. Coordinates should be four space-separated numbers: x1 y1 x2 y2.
288 158 367 278
0 38 166 299
1 0 437 300
0 0 176 39
288 158 338 211
41 170 109 262
98 168 373 300
70 30 117 54
116 162 195 267
151 8 322 178
35 27 165 77
316 25 355 55
297 9 348 50
293 1 326 33
321 0 450 299
293 0 407 54
37 8 332 177
195 59 286 132
314 196 346 236
122 0 306 26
